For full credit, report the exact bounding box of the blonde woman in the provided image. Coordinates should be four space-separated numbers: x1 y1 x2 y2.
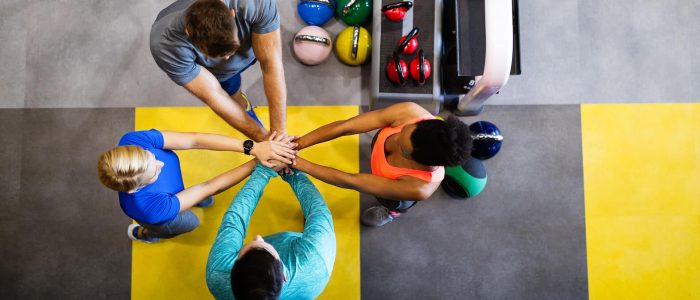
97 129 295 243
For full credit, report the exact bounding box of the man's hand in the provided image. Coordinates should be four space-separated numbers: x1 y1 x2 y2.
250 131 297 168
255 132 297 172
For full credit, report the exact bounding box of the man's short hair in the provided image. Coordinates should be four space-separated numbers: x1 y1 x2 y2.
410 116 473 167
185 0 240 58
231 248 284 300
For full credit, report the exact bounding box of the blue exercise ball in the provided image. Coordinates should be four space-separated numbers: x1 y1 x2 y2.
470 121 503 160
441 156 488 199
298 0 336 26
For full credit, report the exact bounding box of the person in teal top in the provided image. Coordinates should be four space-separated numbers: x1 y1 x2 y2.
206 164 336 300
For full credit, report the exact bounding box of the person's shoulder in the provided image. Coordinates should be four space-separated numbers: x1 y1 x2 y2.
384 102 430 125
239 0 278 15
118 130 163 148
150 2 195 51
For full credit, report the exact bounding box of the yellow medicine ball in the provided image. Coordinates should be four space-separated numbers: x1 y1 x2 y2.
335 26 371 66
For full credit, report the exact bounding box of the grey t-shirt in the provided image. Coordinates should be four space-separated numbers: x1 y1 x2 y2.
150 0 280 85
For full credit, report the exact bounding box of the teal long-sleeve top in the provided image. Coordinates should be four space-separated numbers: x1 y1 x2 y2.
206 164 336 300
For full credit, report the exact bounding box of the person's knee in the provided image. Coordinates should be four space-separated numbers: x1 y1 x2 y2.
183 214 201 232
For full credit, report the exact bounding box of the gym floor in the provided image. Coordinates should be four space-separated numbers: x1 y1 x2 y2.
1 0 699 299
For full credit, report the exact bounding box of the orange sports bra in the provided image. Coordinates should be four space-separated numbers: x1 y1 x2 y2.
370 116 445 183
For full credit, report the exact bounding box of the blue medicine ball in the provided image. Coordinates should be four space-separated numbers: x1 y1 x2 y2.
470 121 503 160
298 0 336 26
441 156 488 199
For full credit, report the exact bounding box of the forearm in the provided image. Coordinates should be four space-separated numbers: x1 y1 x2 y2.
284 172 335 264
198 161 256 195
206 96 269 142
184 71 268 141
294 158 429 201
177 160 256 210
285 172 328 218
293 157 358 190
253 29 287 134
222 163 276 222
208 164 276 272
296 120 350 150
191 133 245 152
261 61 287 133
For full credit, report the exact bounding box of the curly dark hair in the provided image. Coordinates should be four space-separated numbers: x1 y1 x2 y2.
231 248 284 300
185 0 240 58
410 116 473 166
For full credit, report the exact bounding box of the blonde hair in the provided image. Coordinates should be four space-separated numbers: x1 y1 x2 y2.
97 146 150 192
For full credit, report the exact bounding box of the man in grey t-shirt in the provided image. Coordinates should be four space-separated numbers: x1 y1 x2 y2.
150 0 287 142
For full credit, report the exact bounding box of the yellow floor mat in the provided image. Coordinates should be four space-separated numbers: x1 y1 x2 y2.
132 106 360 300
581 104 700 299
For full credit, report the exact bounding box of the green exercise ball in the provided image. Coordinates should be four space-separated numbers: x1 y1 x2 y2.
441 157 488 199
336 0 372 25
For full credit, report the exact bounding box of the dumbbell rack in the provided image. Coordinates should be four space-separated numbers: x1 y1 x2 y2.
370 0 442 113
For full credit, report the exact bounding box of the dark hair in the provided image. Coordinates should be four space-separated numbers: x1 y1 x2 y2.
231 248 284 300
410 116 472 167
185 0 240 58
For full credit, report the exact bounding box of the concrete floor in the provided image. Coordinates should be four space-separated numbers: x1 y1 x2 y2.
1 0 698 299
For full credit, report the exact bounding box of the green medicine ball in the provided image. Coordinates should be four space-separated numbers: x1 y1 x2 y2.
441 157 488 199
336 0 372 25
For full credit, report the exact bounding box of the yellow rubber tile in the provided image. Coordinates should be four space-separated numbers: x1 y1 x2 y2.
132 106 360 300
581 104 700 300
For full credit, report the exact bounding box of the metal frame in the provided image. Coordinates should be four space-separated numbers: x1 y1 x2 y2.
454 0 514 115
370 0 443 114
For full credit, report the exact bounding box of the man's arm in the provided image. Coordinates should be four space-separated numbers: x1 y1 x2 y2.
175 160 257 212
293 157 437 201
206 164 277 275
282 171 335 270
252 29 286 134
295 102 428 150
183 68 268 141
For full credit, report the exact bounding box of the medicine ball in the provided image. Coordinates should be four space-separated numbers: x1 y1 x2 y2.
335 25 371 65
298 0 335 26
336 0 372 25
470 121 503 160
293 26 333 66
441 156 488 199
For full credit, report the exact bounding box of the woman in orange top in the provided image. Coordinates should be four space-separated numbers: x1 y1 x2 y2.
293 102 472 227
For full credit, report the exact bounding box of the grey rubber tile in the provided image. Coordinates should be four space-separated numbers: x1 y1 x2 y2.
360 105 588 300
11 108 133 299
20 0 366 108
690 1 700 100
23 1 185 108
0 1 29 108
576 0 693 103
0 109 23 299
492 0 581 105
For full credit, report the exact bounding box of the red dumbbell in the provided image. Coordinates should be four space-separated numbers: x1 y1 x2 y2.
396 27 419 55
410 49 431 85
386 54 408 86
381 1 413 22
